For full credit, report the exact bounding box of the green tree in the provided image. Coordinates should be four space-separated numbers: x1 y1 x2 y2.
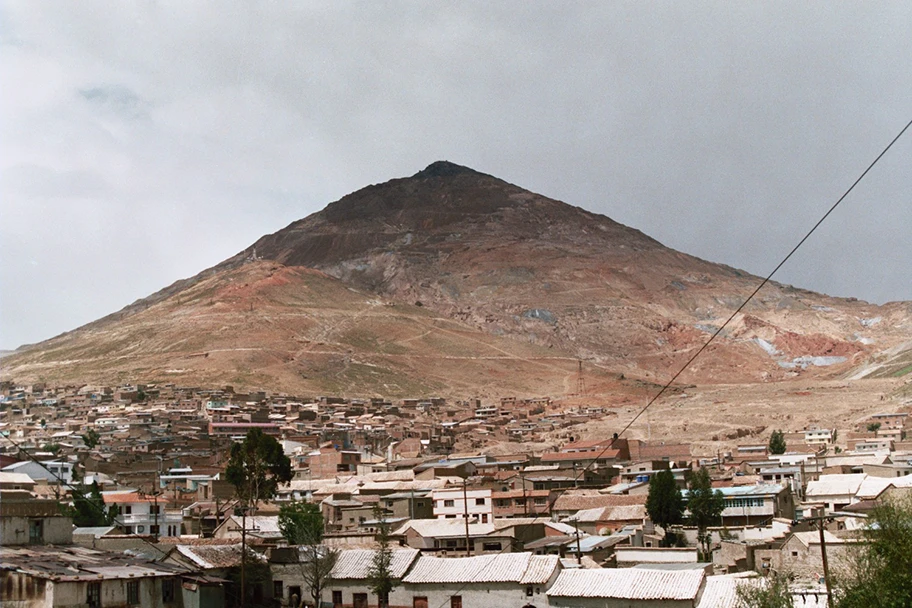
82 428 101 448
646 469 684 546
686 467 726 559
225 428 293 510
834 493 912 608
41 443 61 454
768 430 787 455
865 422 881 433
278 500 324 545
279 501 338 608
736 572 795 608
367 506 397 608
71 481 116 527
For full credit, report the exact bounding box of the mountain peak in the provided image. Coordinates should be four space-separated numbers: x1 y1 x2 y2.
412 160 489 179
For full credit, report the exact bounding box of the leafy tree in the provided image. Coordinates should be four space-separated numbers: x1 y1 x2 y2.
768 430 787 455
41 443 61 454
225 428 292 510
279 501 338 608
686 467 726 559
865 422 881 433
367 506 397 608
82 428 101 448
279 500 324 545
736 572 795 608
646 469 684 546
71 481 116 527
833 493 912 608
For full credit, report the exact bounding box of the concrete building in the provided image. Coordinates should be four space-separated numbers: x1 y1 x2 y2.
432 488 493 523
103 492 183 537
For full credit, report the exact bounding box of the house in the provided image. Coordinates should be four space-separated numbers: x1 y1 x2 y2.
103 491 182 537
2 459 75 485
1 545 191 608
0 490 73 546
804 474 866 512
754 530 852 581
212 514 284 543
393 519 496 555
571 504 647 535
710 484 794 526
400 552 561 608
270 547 420 608
547 567 705 608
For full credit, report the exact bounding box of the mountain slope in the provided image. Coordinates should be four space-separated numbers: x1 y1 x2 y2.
4 161 909 394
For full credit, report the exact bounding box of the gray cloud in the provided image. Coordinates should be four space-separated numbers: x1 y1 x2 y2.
1 2 911 349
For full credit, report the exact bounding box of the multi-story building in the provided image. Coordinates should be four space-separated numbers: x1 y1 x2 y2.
103 492 182 537
431 488 493 523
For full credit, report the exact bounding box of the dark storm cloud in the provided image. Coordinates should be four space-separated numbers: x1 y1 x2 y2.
1 2 910 349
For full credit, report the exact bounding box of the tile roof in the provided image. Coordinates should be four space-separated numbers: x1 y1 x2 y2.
329 548 419 580
552 492 645 512
547 568 705 600
174 544 249 569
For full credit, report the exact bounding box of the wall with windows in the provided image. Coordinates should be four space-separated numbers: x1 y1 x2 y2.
431 489 493 523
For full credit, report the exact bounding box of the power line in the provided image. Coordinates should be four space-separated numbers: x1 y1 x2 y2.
432 116 912 607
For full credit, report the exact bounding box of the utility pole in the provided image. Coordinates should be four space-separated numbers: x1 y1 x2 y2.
520 471 528 517
572 517 582 565
818 518 834 608
240 505 248 604
462 478 472 557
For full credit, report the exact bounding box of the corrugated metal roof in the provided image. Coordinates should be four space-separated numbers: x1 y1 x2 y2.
698 575 758 608
547 568 705 600
392 519 495 539
329 548 419 580
403 553 534 584
806 474 866 497
519 555 560 584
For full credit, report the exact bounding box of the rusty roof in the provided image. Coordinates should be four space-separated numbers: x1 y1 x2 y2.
0 545 186 582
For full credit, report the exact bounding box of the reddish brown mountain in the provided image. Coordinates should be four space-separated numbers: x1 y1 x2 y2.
4 161 910 397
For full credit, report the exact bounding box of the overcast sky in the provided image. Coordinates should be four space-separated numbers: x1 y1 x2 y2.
2 2 911 350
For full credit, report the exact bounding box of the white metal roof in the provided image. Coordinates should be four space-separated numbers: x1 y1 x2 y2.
329 548 419 580
697 574 759 608
805 473 866 498
547 567 705 600
403 552 550 585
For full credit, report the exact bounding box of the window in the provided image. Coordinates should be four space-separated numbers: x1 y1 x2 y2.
273 580 283 599
150 525 160 536
451 596 462 608
127 580 140 605
28 519 43 544
353 593 368 608
482 542 502 551
792 551 799 557
87 582 102 608
534 497 547 505
332 590 342 607
444 499 455 507
481 514 488 523
162 578 175 603
526 585 534 597
475 497 486 505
